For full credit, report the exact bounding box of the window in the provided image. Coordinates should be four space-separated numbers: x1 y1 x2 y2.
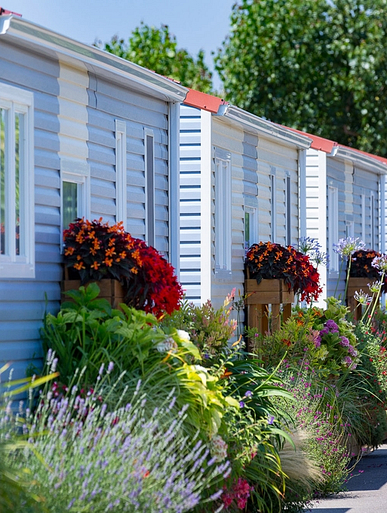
0 83 34 278
115 120 127 227
345 220 354 238
361 193 366 241
328 186 339 272
61 158 90 243
270 171 276 241
144 128 155 247
285 173 291 246
215 149 231 272
244 206 257 254
371 192 376 249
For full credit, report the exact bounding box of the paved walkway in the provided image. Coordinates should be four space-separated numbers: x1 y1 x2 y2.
306 444 387 512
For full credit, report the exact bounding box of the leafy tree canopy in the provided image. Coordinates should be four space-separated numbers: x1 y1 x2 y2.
99 22 213 93
215 0 387 155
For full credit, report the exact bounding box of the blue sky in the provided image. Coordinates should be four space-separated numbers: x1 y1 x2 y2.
6 0 236 89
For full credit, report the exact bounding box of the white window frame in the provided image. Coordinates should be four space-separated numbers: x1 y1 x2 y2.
328 186 339 272
60 157 90 249
371 191 376 249
345 219 354 238
115 119 127 228
270 169 277 242
0 83 34 279
244 206 257 254
144 127 155 247
214 148 232 273
285 172 291 246
361 193 366 242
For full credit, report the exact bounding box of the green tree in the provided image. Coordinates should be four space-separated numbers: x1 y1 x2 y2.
100 22 213 93
215 0 387 155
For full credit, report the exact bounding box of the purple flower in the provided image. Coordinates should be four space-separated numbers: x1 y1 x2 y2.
343 356 353 366
244 390 253 398
314 337 321 348
239 401 245 408
348 346 358 357
268 415 275 425
340 336 350 347
107 362 114 374
326 319 338 332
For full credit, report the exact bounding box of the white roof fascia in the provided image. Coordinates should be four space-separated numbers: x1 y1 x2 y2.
334 147 387 175
0 15 188 103
217 104 312 149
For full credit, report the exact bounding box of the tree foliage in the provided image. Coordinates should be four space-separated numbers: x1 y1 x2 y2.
100 22 213 93
215 0 387 155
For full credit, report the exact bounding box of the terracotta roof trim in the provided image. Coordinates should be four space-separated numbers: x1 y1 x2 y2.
183 89 224 114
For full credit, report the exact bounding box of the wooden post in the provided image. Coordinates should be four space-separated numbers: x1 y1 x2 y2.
245 274 294 346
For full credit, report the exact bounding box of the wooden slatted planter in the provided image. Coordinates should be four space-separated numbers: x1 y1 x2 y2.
245 270 294 337
62 268 126 309
346 277 373 321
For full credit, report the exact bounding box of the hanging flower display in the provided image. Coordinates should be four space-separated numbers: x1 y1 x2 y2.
63 218 183 317
245 241 322 303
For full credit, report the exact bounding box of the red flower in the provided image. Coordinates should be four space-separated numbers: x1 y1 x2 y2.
246 242 322 303
63 218 183 317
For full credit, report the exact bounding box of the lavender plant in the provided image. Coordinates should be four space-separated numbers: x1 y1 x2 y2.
10 364 230 513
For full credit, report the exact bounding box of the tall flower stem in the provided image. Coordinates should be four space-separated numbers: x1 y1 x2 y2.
344 257 352 303
366 271 385 326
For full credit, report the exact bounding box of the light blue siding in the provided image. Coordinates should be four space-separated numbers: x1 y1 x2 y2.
0 35 176 380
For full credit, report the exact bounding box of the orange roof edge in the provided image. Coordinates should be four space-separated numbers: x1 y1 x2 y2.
285 127 337 153
184 89 223 114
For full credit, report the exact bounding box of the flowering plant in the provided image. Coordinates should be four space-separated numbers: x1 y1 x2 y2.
63 218 183 316
309 297 359 374
349 250 387 292
245 241 322 303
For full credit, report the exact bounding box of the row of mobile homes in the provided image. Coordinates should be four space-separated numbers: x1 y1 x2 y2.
180 90 311 307
0 12 187 377
2 12 387 375
293 130 387 306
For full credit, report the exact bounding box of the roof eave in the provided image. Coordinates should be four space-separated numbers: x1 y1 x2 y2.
0 15 188 103
334 146 387 175
221 105 312 149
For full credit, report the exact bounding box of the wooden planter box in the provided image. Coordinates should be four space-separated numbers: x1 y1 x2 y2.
346 277 374 321
245 275 294 340
62 273 126 309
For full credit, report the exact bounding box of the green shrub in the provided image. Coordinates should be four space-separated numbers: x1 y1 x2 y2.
41 283 239 437
161 295 237 362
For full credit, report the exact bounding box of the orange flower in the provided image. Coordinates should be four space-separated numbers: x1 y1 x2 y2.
74 261 85 270
104 258 113 267
91 261 100 270
105 248 116 257
64 247 75 256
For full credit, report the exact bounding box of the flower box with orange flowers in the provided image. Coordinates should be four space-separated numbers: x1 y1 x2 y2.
245 241 322 304
62 218 183 317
